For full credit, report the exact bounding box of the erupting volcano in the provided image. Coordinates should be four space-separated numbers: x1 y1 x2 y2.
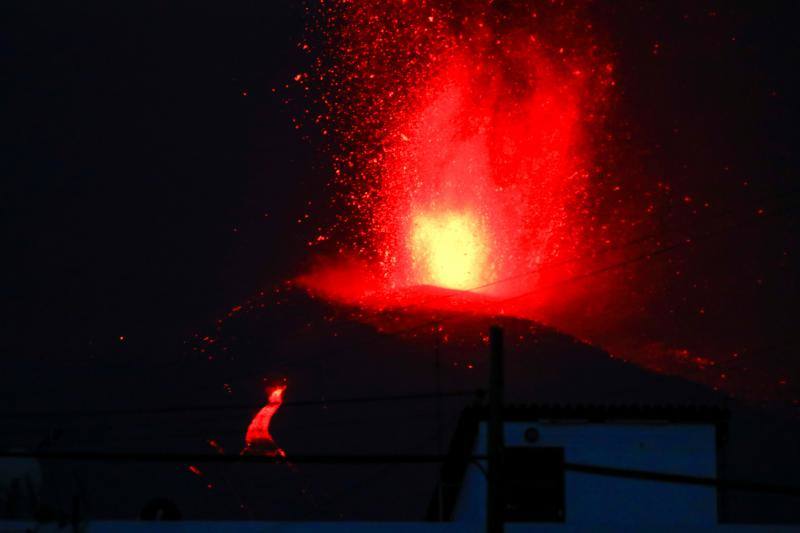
277 0 797 402
300 0 618 316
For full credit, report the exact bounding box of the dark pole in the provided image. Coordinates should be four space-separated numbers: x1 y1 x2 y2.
487 325 504 533
434 325 443 455
434 325 444 521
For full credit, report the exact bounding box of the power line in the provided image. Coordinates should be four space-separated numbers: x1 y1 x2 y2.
0 410 456 443
496 196 800 307
0 450 446 464
342 195 800 347
308 427 453 516
0 389 484 420
563 462 800 497
376 186 800 314
2 450 799 497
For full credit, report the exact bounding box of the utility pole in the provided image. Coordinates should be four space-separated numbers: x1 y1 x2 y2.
434 324 444 521
487 325 504 533
434 324 443 455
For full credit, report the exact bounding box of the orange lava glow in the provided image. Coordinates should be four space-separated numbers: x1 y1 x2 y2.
243 384 286 456
409 210 490 291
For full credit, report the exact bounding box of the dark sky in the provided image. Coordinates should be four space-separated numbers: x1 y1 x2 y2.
564 0 800 399
2 1 318 362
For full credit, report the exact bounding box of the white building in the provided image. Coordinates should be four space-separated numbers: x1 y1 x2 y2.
430 404 725 527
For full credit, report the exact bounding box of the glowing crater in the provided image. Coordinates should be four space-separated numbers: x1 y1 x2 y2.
409 210 489 291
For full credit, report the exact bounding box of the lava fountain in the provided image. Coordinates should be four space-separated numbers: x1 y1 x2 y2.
409 210 490 291
300 0 617 316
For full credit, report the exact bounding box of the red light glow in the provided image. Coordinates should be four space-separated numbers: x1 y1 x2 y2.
299 0 616 316
409 210 490 291
243 384 287 456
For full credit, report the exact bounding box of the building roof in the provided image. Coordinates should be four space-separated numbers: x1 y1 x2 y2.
481 403 729 423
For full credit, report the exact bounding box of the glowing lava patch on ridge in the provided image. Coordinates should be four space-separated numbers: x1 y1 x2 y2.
243 383 287 457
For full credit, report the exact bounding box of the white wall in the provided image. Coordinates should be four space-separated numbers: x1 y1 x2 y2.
454 421 718 526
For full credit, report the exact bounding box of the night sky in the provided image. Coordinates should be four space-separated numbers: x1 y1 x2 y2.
2 0 800 521
3 1 317 363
